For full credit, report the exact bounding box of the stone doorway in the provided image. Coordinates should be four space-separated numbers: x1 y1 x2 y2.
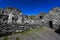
40 16 42 19
49 21 53 28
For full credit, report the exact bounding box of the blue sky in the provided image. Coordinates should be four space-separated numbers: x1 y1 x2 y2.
0 0 60 16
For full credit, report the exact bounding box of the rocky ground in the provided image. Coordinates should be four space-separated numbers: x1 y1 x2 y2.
0 27 60 40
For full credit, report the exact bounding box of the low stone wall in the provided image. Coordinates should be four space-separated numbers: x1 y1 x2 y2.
0 22 40 37
42 21 60 29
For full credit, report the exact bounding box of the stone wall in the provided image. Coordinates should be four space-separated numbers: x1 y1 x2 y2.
1 7 60 36
42 7 60 29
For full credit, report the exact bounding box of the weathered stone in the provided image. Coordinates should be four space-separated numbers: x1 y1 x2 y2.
42 7 60 29
1 7 60 36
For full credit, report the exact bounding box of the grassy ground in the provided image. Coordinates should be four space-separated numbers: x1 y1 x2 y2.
0 26 43 37
0 27 60 40
20 26 44 35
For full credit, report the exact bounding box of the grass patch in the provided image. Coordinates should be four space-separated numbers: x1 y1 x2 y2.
35 27 44 32
3 36 8 40
20 29 31 35
20 27 44 35
16 37 20 40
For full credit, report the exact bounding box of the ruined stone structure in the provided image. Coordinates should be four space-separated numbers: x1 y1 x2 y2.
42 7 60 29
0 7 24 35
0 7 60 36
0 7 40 35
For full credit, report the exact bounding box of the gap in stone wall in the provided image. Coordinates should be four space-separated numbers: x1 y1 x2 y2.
49 21 53 28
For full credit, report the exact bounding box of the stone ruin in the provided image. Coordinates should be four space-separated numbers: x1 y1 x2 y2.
41 7 60 34
0 7 41 36
0 7 60 36
42 7 60 29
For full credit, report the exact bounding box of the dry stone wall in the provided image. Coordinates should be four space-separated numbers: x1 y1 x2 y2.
0 7 60 36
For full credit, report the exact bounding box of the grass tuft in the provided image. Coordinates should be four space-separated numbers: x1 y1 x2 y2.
16 37 20 40
3 36 8 40
20 26 44 35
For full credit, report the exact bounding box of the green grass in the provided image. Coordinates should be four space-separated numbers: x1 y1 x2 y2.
3 36 8 40
20 27 44 35
16 37 20 40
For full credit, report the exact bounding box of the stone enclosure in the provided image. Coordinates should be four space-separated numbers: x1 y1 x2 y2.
0 7 60 36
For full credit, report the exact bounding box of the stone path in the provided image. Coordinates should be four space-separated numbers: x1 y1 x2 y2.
0 27 60 40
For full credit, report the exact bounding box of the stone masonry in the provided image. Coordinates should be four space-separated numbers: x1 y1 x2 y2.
0 7 60 36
